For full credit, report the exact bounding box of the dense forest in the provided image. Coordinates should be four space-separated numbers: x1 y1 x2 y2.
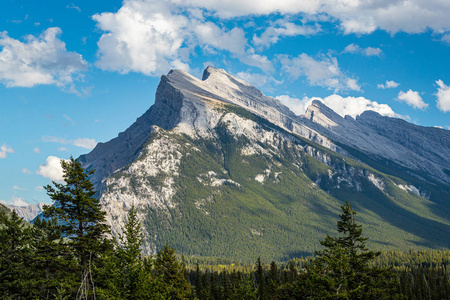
1 158 449 299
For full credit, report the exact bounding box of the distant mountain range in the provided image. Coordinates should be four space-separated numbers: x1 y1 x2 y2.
5 203 45 222
78 66 450 261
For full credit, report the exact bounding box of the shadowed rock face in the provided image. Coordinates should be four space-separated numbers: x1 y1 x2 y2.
77 66 450 259
304 100 450 184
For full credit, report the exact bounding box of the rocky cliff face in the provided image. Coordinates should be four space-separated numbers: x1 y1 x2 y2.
79 66 450 260
303 100 450 184
6 203 45 222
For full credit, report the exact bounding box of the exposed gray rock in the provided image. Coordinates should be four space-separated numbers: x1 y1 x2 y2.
7 203 45 222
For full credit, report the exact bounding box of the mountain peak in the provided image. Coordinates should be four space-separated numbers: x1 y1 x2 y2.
305 100 344 128
202 65 228 81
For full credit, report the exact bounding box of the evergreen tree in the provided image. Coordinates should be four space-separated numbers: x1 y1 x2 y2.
31 216 77 299
110 204 149 299
255 257 266 299
0 210 33 298
194 263 205 299
267 261 280 297
302 201 401 299
153 243 192 299
233 273 256 300
211 271 221 300
222 270 233 300
44 157 111 298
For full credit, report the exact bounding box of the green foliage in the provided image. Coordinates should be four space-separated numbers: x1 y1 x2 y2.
153 244 193 299
294 201 401 299
0 210 34 298
43 157 112 299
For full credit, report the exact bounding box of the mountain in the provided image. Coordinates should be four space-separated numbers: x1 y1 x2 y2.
79 67 450 261
5 203 45 222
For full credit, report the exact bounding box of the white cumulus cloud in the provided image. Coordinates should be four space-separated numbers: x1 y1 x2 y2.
397 90 428 110
377 80 400 89
0 27 87 88
92 0 450 78
0 144 14 159
42 136 97 149
36 156 67 183
435 80 450 112
175 0 450 35
279 53 360 92
93 1 190 76
93 1 259 76
277 94 397 118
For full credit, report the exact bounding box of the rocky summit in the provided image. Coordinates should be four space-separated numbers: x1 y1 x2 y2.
79 67 450 261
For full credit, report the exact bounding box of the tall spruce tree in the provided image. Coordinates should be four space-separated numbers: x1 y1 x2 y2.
116 204 148 299
255 257 266 299
0 210 34 298
153 244 193 299
302 201 401 299
44 157 110 298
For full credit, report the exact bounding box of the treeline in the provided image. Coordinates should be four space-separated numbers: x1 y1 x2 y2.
0 158 193 299
1 158 449 299
188 252 450 300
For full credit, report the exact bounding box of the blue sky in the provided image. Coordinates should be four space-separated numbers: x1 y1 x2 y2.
1 0 450 206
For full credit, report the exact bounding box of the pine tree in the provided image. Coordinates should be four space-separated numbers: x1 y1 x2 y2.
255 257 266 299
0 210 34 298
233 273 257 300
31 216 77 299
113 204 148 299
303 201 401 299
267 261 280 297
44 156 111 298
195 263 205 299
153 244 192 299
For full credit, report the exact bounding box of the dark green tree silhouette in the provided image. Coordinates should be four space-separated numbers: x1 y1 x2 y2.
255 257 267 299
0 210 34 298
112 204 150 299
44 156 110 298
153 243 193 299
302 201 401 299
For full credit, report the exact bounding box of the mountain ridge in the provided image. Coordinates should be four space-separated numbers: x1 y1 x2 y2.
78 66 450 261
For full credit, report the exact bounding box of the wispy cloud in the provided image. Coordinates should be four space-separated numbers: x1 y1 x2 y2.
279 53 361 92
66 3 81 12
253 18 320 49
0 144 14 159
343 43 382 56
42 136 97 149
377 80 400 89
22 168 32 174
